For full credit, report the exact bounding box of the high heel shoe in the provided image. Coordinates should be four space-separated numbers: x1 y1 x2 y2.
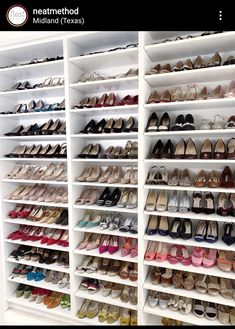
112 118 124 133
207 52 222 67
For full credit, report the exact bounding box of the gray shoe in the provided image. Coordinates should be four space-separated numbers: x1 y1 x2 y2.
168 190 179 212
179 191 190 213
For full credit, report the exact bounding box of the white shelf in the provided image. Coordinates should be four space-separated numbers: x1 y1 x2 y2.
0 135 66 141
69 48 138 70
5 239 69 252
2 178 67 185
143 260 235 281
143 303 224 326
145 65 235 88
145 159 235 164
144 210 235 224
70 76 138 93
70 105 138 116
73 159 138 164
8 276 70 294
145 31 235 62
74 270 137 287
75 289 137 311
8 296 71 319
73 182 137 188
74 204 137 214
3 199 68 208
144 234 235 252
74 248 137 263
1 158 67 163
72 133 138 140
74 225 138 238
144 275 235 308
145 129 235 138
0 86 64 98
0 111 65 120
0 60 64 76
144 184 235 194
4 218 68 230
144 98 235 112
7 257 70 273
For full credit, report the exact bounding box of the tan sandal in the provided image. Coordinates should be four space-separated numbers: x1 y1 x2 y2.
220 277 233 300
161 268 173 287
172 270 183 289
182 272 195 291
150 266 161 285
207 276 220 296
217 250 232 272
195 274 207 294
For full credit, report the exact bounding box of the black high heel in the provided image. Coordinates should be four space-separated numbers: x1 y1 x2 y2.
47 119 62 135
28 144 43 158
171 114 184 131
150 140 163 159
77 144 93 158
97 187 111 206
79 119 96 134
112 118 124 133
55 122 66 135
22 144 36 158
20 124 38 136
105 188 121 206
45 144 61 158
158 113 170 131
58 143 67 158
4 125 24 136
123 116 135 132
86 144 101 158
93 119 106 134
39 119 54 135
222 222 234 246
38 144 52 158
146 112 158 132
103 118 115 133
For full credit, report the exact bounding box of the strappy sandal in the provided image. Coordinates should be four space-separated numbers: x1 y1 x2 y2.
98 304 109 322
161 268 173 287
195 274 207 294
107 259 121 276
220 277 233 300
207 276 220 296
97 258 110 274
128 263 138 282
182 272 195 291
150 266 161 285
205 302 217 320
217 250 232 272
172 270 183 289
107 305 120 324
118 262 129 279
193 300 205 318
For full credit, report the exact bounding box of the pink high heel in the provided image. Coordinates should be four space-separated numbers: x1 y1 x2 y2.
30 184 47 201
121 238 132 257
77 232 93 250
181 246 191 266
108 236 119 254
86 234 101 250
99 235 110 254
203 248 217 268
144 241 158 261
192 247 205 267
54 188 66 203
131 238 138 258
155 242 168 262
22 184 40 200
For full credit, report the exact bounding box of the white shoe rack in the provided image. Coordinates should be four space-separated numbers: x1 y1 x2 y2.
0 31 234 325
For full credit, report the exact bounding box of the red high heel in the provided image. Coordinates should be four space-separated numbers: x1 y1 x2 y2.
57 231 69 246
7 225 26 239
17 205 34 218
30 227 45 241
103 93 116 107
116 95 132 106
94 93 108 107
21 226 37 241
8 204 24 218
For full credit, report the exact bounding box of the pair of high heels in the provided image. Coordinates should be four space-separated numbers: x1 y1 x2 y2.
74 93 138 109
99 141 138 159
6 184 68 203
79 116 137 134
7 163 67 181
5 143 67 158
4 119 66 136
